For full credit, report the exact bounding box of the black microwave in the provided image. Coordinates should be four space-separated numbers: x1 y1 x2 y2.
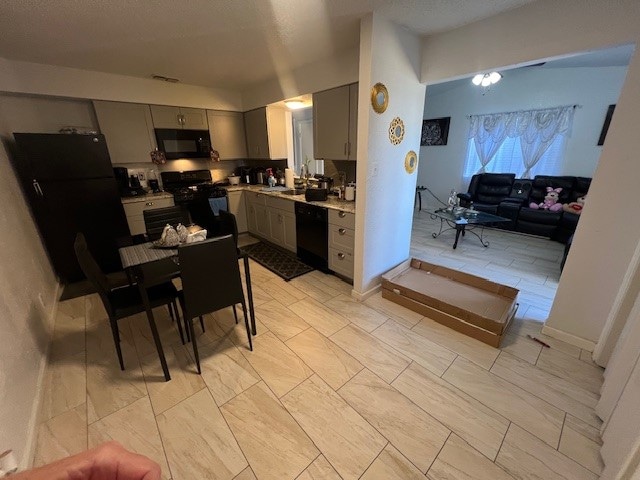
154 129 211 159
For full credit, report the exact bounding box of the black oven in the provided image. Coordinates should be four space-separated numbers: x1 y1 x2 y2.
154 128 211 159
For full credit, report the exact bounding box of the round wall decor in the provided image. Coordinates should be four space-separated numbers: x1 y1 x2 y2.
405 150 418 174
389 117 405 145
370 82 389 114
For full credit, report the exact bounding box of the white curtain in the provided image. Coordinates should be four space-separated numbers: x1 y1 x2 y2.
468 106 574 178
468 114 508 172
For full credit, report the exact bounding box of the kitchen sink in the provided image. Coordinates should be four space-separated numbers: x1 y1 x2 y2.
281 188 305 196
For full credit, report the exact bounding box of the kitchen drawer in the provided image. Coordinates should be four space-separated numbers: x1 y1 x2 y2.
122 197 174 217
328 209 355 229
265 195 294 212
328 246 354 279
329 224 354 253
245 191 266 206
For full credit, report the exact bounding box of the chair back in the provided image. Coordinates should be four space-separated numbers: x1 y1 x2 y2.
178 235 244 318
187 198 218 237
144 206 191 241
217 210 239 247
73 233 114 315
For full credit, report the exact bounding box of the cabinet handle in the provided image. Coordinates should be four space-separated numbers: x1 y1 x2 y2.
32 179 43 196
347 142 351 156
338 211 346 218
337 252 346 260
338 228 346 235
145 202 154 206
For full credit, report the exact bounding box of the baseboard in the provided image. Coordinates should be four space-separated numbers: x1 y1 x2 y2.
23 282 61 470
541 325 596 351
351 283 381 302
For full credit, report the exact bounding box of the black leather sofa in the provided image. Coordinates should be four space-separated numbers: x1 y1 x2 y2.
458 173 591 243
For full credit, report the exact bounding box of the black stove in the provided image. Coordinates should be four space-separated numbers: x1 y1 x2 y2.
161 170 227 205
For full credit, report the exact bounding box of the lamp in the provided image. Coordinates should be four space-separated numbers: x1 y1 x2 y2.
472 72 502 87
285 100 306 110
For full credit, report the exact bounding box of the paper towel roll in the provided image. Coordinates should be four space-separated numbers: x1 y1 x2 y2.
285 168 295 188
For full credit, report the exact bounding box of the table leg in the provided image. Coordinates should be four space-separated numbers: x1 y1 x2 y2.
243 255 257 336
137 283 171 381
453 226 464 249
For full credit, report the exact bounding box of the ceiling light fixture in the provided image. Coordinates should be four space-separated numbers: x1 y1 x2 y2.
472 72 502 87
284 100 306 110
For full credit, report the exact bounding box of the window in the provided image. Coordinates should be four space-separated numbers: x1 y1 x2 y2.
463 134 567 180
463 106 574 181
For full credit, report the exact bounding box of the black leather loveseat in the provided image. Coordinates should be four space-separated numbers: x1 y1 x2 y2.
458 173 591 243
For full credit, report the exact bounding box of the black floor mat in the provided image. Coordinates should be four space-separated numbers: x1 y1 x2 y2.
240 241 313 281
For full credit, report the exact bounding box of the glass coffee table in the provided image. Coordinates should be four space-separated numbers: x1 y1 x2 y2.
430 208 511 249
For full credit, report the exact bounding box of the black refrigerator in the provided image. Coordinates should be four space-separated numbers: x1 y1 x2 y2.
12 133 130 283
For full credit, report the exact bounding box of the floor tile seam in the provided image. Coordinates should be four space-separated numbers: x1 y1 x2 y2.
498 422 603 478
333 322 414 367
86 387 154 428
443 359 567 444
84 297 90 452
344 366 454 443
292 453 322 480
424 430 452 475
367 321 459 374
557 411 567 451
556 427 605 477
257 379 327 472
354 440 389 480
534 357 604 395
438 355 458 378
281 324 314 344
209 388 255 476
331 369 438 475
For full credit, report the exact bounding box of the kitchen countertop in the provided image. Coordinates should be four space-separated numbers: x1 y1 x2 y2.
120 192 174 204
226 185 356 214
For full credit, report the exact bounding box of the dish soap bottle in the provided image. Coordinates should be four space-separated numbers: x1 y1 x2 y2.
266 168 276 188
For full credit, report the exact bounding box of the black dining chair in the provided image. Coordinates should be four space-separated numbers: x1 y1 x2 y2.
178 235 253 374
73 233 183 369
143 205 191 241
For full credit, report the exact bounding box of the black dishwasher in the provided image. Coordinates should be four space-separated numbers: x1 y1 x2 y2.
295 202 328 271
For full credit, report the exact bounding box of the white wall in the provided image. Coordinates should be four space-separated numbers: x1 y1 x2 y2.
241 47 359 110
353 14 425 295
420 0 640 348
0 139 57 467
418 66 627 203
0 57 243 111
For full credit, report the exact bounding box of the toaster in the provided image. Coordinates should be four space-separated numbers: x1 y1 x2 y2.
305 188 328 202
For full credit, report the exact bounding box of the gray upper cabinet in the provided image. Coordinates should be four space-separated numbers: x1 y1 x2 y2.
150 105 208 130
244 106 287 159
313 83 358 161
207 110 247 160
93 101 156 164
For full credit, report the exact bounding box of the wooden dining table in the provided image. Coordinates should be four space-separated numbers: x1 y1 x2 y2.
118 241 256 381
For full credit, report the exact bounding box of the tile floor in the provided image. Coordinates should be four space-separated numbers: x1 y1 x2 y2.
33 214 605 479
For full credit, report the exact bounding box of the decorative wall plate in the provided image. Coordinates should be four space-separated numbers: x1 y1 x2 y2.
370 82 389 114
389 117 405 145
405 150 418 174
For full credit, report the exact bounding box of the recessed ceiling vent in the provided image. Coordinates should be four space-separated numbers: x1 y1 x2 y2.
151 74 180 83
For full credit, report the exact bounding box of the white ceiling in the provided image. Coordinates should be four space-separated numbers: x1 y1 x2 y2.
0 0 534 91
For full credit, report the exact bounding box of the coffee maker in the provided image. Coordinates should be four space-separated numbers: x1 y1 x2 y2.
113 167 145 197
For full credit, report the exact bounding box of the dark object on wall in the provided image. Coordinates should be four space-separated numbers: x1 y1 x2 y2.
12 133 130 283
421 117 450 146
597 104 616 146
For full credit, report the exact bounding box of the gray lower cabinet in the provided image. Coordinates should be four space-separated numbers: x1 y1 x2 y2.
328 209 355 279
244 192 296 252
93 101 156 164
122 196 175 235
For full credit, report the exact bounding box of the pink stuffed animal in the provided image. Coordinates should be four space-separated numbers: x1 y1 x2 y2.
530 187 563 212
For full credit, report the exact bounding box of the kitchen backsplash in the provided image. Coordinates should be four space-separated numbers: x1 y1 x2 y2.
324 160 357 183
